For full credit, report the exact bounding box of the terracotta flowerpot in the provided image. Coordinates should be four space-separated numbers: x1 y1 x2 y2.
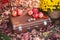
48 10 60 19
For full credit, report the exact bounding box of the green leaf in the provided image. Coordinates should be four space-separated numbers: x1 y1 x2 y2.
0 34 11 40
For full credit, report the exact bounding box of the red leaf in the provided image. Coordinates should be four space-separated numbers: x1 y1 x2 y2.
2 0 10 4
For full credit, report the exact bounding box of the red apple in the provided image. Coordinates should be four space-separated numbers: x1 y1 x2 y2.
33 13 39 19
32 8 38 14
17 9 23 16
12 11 17 17
38 12 44 18
28 10 33 16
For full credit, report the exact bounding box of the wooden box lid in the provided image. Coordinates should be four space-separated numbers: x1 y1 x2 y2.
10 14 51 28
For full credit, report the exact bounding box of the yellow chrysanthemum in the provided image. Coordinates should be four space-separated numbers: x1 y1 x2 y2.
40 0 60 12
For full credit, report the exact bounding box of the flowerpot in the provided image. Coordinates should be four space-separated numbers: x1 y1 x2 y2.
48 10 60 19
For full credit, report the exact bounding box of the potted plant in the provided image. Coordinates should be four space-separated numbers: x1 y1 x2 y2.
40 0 60 19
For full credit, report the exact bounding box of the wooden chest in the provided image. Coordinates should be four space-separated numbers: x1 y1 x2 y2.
10 14 51 32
